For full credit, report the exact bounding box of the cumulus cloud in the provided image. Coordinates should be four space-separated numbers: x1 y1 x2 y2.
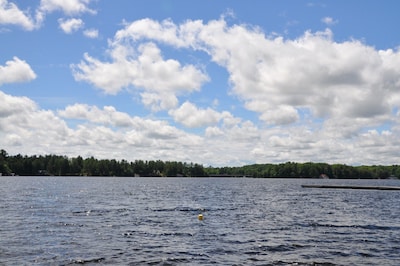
0 0 37 30
169 101 227 128
58 104 133 127
0 89 256 165
205 126 223 137
4 15 400 166
0 57 37 85
0 0 95 31
72 42 209 110
0 91 205 161
59 103 203 144
2 89 400 166
38 0 96 16
56 103 205 160
111 18 400 128
0 90 37 117
140 92 178 112
58 18 83 33
79 16 400 165
0 90 70 152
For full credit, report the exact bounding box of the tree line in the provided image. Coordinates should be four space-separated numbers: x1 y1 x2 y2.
0 149 399 178
0 149 206 177
207 161 400 179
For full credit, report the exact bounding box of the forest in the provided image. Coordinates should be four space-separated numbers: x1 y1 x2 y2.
0 149 399 179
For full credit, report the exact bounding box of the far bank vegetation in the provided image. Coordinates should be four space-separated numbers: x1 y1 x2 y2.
0 149 399 179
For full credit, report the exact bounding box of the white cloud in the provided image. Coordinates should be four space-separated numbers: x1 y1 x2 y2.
0 91 71 153
0 57 37 86
205 126 223 137
56 103 205 161
58 18 83 34
72 42 209 110
0 0 96 31
169 101 226 128
0 90 37 118
58 104 134 127
322 16 338 25
83 28 98 38
39 0 95 15
2 90 400 166
0 92 205 161
258 105 300 125
114 18 188 47
4 16 400 166
140 92 178 112
122 18 400 128
96 17 400 165
0 0 36 30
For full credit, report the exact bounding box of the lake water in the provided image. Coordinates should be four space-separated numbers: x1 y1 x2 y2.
1 177 400 265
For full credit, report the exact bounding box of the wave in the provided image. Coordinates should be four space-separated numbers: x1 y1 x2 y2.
302 222 400 231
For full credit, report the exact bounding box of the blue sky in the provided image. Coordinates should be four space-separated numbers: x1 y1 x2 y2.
1 0 400 166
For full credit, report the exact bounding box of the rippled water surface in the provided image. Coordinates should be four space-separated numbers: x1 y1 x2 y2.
1 176 400 265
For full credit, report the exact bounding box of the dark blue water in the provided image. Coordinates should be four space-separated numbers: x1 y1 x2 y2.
1 177 400 265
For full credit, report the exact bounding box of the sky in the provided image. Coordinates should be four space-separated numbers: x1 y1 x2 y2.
1 0 400 166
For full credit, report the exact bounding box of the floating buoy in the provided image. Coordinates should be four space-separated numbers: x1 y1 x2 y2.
198 214 204 221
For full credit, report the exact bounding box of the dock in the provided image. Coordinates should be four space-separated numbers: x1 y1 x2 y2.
301 184 400 190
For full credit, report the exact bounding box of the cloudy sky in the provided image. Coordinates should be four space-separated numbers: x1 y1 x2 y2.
1 0 400 166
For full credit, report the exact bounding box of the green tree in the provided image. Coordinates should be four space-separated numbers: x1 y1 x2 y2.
70 156 83 175
0 149 11 175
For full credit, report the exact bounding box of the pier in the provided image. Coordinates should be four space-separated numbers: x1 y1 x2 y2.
301 184 400 190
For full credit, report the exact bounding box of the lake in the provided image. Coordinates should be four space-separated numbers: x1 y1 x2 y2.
1 176 400 265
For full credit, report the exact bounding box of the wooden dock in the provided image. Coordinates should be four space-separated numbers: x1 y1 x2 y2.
301 184 400 190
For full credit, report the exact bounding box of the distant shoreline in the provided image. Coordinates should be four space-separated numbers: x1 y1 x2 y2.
1 149 399 179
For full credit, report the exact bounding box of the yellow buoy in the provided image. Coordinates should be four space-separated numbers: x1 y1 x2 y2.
198 214 204 221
